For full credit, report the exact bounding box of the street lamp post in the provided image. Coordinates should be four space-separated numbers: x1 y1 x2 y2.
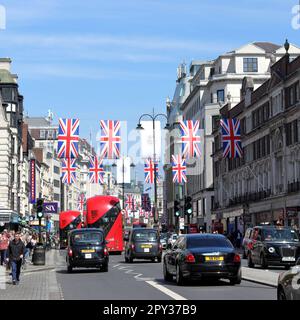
136 109 170 226
112 157 135 211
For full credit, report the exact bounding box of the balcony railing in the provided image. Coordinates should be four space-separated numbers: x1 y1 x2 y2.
226 189 272 207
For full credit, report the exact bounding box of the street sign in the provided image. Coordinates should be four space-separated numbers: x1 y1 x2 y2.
43 202 58 214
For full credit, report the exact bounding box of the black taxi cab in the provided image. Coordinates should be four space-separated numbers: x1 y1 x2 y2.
66 228 109 272
247 225 300 269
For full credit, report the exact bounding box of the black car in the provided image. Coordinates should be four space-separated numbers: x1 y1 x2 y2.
163 234 242 286
66 228 109 272
124 228 162 263
277 258 300 300
247 226 300 269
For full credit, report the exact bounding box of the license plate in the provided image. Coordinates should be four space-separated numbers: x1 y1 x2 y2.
81 249 95 253
85 254 92 259
205 256 224 262
141 245 152 248
282 257 295 262
144 248 150 253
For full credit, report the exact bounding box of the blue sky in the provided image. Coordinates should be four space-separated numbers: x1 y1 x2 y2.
0 0 299 141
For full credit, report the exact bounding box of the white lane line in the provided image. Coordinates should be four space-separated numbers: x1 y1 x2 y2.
145 280 187 300
113 264 121 268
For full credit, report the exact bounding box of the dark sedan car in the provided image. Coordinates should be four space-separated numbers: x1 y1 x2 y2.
247 226 300 269
163 234 241 286
66 228 109 272
277 258 300 300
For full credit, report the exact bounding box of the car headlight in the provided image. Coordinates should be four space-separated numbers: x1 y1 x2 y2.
268 247 275 253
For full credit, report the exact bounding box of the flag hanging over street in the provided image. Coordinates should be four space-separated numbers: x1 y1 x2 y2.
61 159 77 184
180 120 201 158
77 193 86 211
172 155 187 183
57 118 80 159
144 158 158 184
99 120 121 159
89 156 105 184
220 118 243 158
141 193 151 211
125 194 135 211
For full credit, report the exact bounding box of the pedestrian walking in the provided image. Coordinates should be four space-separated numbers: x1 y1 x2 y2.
0 231 9 265
7 232 26 285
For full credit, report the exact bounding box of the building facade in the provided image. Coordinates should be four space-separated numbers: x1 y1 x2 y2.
180 42 300 232
212 51 300 234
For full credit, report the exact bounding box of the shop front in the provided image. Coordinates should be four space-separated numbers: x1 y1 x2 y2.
286 207 300 231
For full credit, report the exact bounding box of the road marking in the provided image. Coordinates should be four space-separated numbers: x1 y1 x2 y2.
113 264 121 268
145 280 187 300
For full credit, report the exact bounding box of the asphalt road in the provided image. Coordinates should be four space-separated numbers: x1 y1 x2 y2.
55 251 276 300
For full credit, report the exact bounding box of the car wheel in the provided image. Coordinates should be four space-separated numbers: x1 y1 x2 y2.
129 255 134 263
125 256 129 263
230 269 242 285
151 258 156 262
260 254 268 269
247 253 254 268
176 265 185 286
101 263 108 272
284 265 290 270
67 265 73 273
163 261 173 282
157 256 162 263
277 287 287 300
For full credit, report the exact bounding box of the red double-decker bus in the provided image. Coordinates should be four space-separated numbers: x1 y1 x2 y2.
59 211 82 249
86 195 123 254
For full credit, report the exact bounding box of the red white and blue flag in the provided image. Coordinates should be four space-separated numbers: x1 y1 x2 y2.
172 155 187 183
89 156 104 184
61 159 77 184
144 158 158 184
57 118 80 159
77 193 86 211
220 118 243 158
100 120 121 159
125 194 135 211
180 120 201 158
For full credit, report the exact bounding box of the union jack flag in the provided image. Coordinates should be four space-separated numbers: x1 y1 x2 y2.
141 193 151 211
77 193 86 211
89 156 104 184
144 158 158 184
139 207 145 217
180 120 201 158
172 155 187 183
220 118 243 158
61 159 77 184
57 118 80 159
100 120 121 159
125 194 135 211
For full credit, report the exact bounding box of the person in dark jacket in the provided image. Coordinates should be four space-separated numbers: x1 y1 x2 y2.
7 232 25 285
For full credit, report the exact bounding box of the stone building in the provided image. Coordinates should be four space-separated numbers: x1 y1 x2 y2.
212 50 300 233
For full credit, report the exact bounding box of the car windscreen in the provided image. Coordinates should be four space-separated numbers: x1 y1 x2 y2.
187 236 234 249
262 229 299 241
72 231 103 244
133 230 158 242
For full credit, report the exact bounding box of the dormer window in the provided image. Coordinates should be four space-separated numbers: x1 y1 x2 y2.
243 58 258 72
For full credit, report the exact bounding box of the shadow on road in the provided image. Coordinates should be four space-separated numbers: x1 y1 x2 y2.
56 269 103 275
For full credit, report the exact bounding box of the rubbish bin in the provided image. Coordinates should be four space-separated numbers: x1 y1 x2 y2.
32 243 46 265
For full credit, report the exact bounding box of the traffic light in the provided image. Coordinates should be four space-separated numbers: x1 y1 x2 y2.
184 196 193 215
174 200 180 217
36 198 44 219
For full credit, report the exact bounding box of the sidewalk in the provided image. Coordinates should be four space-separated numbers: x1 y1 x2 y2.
0 249 64 300
241 267 279 287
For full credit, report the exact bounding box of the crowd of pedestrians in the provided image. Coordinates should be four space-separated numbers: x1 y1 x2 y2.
0 229 38 285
